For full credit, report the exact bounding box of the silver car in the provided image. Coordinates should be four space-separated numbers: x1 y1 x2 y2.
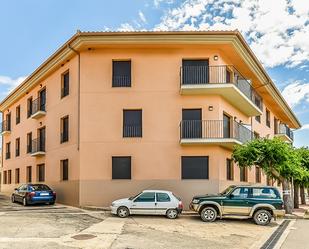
111 190 183 219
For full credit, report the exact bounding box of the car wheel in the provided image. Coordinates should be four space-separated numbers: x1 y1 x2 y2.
49 201 55 205
253 209 272 226
117 206 130 218
11 195 15 203
200 206 217 222
22 197 27 206
166 209 178 219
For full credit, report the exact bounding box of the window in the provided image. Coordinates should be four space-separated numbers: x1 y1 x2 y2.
8 170 12 184
266 109 271 127
3 171 7 184
61 159 69 181
255 166 261 183
123 110 142 137
181 156 209 179
15 138 20 157
15 168 20 184
252 188 278 199
112 156 131 179
231 187 249 199
27 132 32 153
240 167 248 182
156 193 171 202
182 59 209 84
16 105 21 124
61 71 70 98
134 192 155 202
5 142 11 159
226 159 234 180
27 97 33 118
112 60 131 87
61 116 69 143
26 166 32 183
37 164 45 182
5 113 11 131
255 115 261 123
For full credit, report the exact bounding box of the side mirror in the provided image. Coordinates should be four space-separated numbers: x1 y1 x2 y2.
229 194 234 199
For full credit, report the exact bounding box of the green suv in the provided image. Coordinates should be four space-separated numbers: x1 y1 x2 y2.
190 185 285 225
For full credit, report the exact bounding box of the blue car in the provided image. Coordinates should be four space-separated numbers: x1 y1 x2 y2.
11 184 56 206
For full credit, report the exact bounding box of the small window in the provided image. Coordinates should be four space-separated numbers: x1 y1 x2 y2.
181 156 209 179
112 60 131 87
61 159 69 181
266 109 271 128
123 110 142 137
15 138 20 157
231 187 249 199
255 166 261 183
255 115 261 123
3 171 7 184
5 142 11 159
26 166 32 183
16 105 21 124
27 97 33 118
240 167 248 182
156 193 171 202
252 188 278 199
112 156 131 179
8 170 12 184
61 71 70 98
15 168 20 184
226 159 234 180
61 116 69 143
134 192 155 202
27 132 32 153
37 164 45 182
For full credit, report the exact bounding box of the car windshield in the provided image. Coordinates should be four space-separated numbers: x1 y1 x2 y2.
29 185 51 191
128 192 141 200
220 186 235 195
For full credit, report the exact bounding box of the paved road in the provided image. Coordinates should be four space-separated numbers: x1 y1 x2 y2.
0 194 281 249
281 219 309 249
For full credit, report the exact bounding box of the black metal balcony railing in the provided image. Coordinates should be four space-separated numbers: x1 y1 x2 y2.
180 120 253 144
31 138 45 154
180 65 263 110
31 97 46 115
277 124 294 141
5 152 11 159
112 75 131 87
1 120 11 133
61 132 69 143
123 124 142 137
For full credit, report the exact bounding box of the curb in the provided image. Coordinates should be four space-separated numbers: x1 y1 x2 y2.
80 206 110 212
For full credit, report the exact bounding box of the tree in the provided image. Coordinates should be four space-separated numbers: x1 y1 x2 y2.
232 138 301 214
295 147 309 205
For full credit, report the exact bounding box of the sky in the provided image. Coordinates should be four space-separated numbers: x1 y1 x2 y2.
0 0 308 147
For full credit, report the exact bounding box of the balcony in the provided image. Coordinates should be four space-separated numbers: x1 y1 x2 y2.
1 120 11 135
180 65 263 116
275 124 294 143
180 120 253 149
31 138 45 157
31 97 46 119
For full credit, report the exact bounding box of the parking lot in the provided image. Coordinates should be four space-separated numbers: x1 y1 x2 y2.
0 194 282 249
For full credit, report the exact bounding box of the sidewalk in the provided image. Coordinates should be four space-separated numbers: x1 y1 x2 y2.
285 204 309 219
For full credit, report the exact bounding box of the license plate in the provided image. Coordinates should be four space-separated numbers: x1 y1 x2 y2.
40 193 49 196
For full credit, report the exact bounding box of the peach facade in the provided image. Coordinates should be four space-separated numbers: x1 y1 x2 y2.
0 32 300 208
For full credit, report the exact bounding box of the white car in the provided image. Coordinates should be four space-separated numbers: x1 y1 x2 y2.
111 190 183 219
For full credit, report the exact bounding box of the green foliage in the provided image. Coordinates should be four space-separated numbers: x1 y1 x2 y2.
232 138 302 181
295 147 309 187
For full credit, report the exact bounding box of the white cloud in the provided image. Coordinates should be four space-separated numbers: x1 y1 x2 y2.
298 124 309 131
154 0 309 68
154 0 175 8
117 23 135 31
0 75 27 94
281 81 309 108
138 11 147 24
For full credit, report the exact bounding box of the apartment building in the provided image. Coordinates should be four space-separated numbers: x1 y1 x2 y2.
0 31 300 207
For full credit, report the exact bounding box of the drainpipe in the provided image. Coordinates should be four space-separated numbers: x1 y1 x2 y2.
68 45 80 151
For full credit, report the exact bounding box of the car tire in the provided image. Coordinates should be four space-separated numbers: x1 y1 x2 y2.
253 209 272 226
22 197 27 206
11 195 15 203
166 209 178 219
49 201 55 205
117 206 130 218
200 206 217 222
